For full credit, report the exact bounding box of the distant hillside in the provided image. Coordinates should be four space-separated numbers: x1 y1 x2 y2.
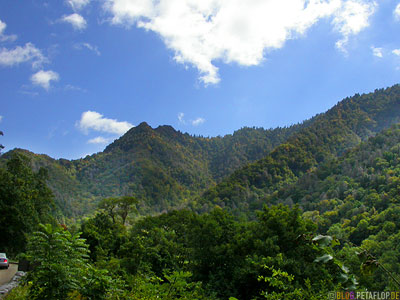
198 85 400 216
4 84 400 218
1 121 304 216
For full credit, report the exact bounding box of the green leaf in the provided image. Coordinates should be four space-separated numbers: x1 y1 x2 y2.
312 235 333 247
314 254 333 263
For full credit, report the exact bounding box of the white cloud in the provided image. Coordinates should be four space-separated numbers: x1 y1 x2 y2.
0 116 3 123
30 70 60 90
77 111 133 135
62 13 87 30
393 49 400 56
0 19 17 42
105 0 377 84
67 0 90 11
88 136 112 144
191 117 205 126
0 43 46 68
74 42 101 55
178 112 185 124
333 0 376 54
394 3 400 20
371 46 383 58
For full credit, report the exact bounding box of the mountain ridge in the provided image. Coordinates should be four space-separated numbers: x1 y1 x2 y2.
3 84 400 217
2 120 306 216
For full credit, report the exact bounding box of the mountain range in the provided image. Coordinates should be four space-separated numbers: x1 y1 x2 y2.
3 84 400 218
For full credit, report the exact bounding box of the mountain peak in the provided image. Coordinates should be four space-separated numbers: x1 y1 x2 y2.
137 121 152 129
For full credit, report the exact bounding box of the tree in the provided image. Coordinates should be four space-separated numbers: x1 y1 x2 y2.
26 224 90 300
0 130 4 153
0 153 55 254
98 195 138 225
116 196 138 225
26 223 120 300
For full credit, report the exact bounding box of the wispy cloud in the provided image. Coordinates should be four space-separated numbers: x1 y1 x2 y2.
64 84 87 92
191 117 205 126
19 90 39 97
105 0 377 85
30 70 59 90
333 1 377 54
61 13 87 30
178 112 185 124
66 0 90 11
371 46 383 58
178 113 205 126
0 19 17 42
74 42 101 56
87 136 112 144
77 111 133 135
0 43 46 68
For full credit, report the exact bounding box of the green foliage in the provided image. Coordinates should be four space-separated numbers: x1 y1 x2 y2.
26 224 90 300
80 212 127 262
199 85 400 216
98 196 138 225
6 86 400 299
0 153 55 254
129 270 214 300
0 119 304 216
26 223 121 300
3 284 29 300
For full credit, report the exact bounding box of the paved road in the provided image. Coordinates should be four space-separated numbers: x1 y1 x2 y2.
0 264 17 286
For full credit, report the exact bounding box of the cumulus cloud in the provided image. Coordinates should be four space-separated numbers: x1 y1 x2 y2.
67 0 90 11
191 117 205 126
87 136 112 144
0 20 17 42
30 70 59 90
105 0 377 84
371 46 383 58
77 111 133 135
393 49 400 56
394 3 400 20
0 43 46 68
62 13 87 30
74 42 101 55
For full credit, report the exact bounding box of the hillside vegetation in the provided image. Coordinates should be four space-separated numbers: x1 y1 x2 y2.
199 85 400 216
2 120 306 216
4 84 400 299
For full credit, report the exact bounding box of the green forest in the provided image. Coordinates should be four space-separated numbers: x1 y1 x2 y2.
3 85 400 299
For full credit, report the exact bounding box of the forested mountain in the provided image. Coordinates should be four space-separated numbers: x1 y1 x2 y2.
1 120 304 216
199 85 400 216
266 123 400 290
5 85 400 300
3 85 400 217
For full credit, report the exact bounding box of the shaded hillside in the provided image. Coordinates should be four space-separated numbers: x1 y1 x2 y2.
198 85 400 215
268 123 400 290
270 123 400 213
2 121 303 216
0 149 92 216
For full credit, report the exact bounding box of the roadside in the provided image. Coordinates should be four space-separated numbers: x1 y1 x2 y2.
0 263 22 299
0 264 17 286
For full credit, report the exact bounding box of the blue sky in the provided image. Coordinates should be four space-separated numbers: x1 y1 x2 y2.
1 0 400 159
